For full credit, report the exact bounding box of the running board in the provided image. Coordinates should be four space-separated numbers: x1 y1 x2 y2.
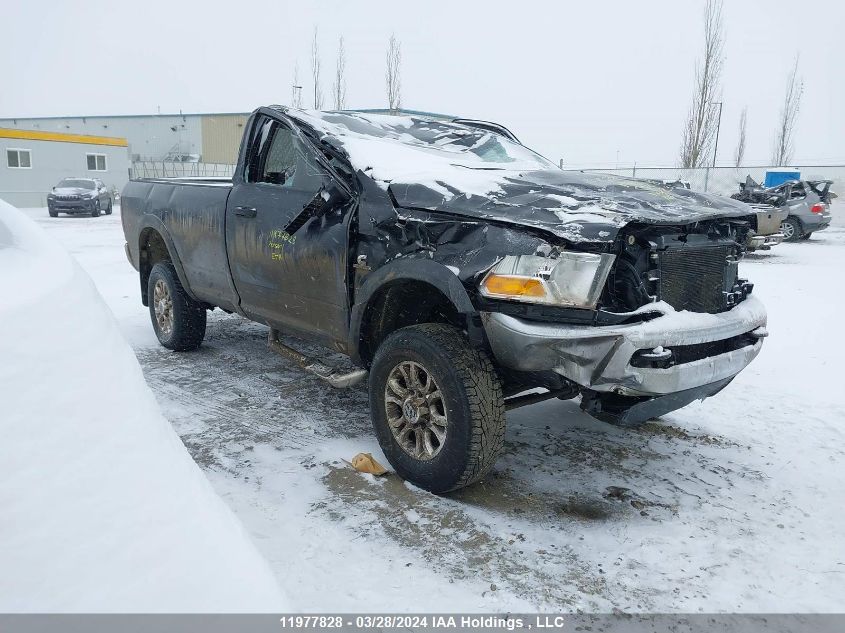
504 387 575 411
268 329 368 389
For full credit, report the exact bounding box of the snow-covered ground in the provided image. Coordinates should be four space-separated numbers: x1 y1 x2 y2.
0 202 288 612
8 202 845 612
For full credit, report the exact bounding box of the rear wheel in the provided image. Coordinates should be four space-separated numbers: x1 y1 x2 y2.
369 323 505 493
780 217 802 242
147 261 206 351
799 232 812 240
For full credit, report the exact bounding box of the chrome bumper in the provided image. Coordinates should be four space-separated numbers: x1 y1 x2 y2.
764 233 785 247
481 295 767 397
748 233 784 250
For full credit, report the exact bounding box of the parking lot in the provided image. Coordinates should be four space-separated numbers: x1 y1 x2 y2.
27 205 845 612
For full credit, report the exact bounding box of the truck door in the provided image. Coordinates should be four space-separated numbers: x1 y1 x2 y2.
226 115 351 347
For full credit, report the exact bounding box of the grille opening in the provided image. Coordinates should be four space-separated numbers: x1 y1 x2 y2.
658 245 735 314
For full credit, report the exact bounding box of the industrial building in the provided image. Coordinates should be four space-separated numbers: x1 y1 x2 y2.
1 128 130 208
0 112 249 164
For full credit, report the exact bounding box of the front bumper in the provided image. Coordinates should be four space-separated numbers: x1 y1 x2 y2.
748 233 784 250
481 295 767 397
48 199 97 213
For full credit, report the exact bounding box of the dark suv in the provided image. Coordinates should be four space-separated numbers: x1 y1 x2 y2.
47 178 113 217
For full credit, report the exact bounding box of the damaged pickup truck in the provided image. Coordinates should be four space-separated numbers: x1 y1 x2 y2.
121 106 768 493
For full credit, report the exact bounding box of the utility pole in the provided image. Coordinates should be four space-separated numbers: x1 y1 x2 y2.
711 101 723 167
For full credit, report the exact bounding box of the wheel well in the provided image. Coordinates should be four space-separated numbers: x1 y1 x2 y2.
139 228 171 306
358 280 465 367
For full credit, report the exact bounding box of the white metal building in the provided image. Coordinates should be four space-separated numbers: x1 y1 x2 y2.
0 113 250 164
0 128 130 208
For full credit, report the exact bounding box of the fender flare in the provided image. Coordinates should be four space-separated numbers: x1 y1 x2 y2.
348 258 478 365
137 215 198 303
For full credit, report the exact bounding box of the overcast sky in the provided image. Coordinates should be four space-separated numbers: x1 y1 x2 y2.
2 0 842 167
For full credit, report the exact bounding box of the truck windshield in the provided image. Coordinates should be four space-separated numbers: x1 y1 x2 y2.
296 111 556 171
58 179 95 189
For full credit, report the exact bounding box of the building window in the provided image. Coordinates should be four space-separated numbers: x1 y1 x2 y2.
87 153 107 171
7 148 32 169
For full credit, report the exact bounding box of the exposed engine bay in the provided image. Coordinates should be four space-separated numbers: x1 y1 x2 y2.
602 218 755 315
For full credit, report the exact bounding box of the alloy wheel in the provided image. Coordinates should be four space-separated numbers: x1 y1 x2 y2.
153 279 174 336
384 361 448 461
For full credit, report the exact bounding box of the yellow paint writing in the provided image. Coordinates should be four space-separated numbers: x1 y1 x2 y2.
268 229 296 262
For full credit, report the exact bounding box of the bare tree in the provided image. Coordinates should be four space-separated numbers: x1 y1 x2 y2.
385 33 402 113
734 107 747 167
311 27 323 110
332 36 347 111
291 62 303 109
771 56 803 166
679 0 725 168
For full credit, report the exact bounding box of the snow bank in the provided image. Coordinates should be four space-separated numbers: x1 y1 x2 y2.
0 201 289 612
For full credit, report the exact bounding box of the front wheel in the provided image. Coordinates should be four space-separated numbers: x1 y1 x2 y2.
147 261 206 351
780 217 802 242
48 209 58 218
369 324 505 493
105 200 113 215
91 201 101 218
799 232 812 240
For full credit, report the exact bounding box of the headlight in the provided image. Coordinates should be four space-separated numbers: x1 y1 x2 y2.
479 252 615 309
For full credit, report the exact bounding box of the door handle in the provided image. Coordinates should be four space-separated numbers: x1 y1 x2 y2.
234 206 257 218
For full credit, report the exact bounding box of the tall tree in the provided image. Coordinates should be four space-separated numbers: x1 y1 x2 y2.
332 36 347 111
734 107 747 167
385 34 402 113
771 56 803 166
311 27 323 110
679 0 725 168
291 62 303 109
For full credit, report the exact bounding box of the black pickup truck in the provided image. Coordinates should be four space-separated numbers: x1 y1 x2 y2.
121 106 768 493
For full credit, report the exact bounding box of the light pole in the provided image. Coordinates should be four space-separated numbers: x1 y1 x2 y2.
711 101 723 167
291 84 302 108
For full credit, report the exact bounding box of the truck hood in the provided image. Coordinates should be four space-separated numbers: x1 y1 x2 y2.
389 169 753 243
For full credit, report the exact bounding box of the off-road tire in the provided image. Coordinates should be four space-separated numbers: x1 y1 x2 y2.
369 323 505 493
91 201 101 218
147 261 206 351
781 216 802 242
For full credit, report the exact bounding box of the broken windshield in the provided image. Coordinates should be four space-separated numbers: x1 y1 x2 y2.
294 110 556 171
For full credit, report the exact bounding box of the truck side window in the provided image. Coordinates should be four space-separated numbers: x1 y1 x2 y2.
245 116 326 189
260 126 297 186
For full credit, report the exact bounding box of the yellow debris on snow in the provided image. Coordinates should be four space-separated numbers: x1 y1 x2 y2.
350 453 389 476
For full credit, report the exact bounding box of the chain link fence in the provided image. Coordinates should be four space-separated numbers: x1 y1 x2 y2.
573 165 844 197
130 162 236 179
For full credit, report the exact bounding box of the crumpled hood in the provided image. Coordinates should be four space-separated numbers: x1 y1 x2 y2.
389 169 753 243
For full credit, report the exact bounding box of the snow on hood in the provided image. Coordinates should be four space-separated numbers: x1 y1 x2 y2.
0 201 288 611
289 109 753 243
52 187 95 196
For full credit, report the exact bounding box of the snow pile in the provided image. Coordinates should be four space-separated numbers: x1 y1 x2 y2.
0 201 289 612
